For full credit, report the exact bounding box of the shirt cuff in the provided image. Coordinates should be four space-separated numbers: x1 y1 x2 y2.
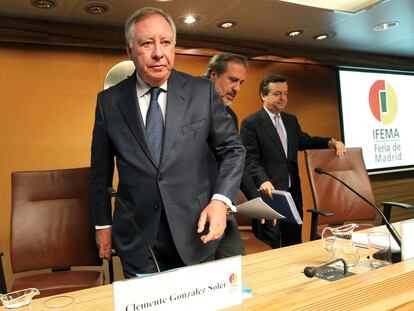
95 225 112 230
212 194 237 212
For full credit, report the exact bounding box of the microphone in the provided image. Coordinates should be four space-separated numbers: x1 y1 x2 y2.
304 258 348 278
314 167 402 250
107 187 160 273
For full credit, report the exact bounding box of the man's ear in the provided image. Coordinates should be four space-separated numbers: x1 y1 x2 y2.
210 71 218 82
126 42 132 59
259 92 266 102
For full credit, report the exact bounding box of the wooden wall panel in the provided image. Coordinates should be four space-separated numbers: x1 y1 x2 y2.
1 43 413 290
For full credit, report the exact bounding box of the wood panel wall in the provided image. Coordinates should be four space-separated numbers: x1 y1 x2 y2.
1 37 413 289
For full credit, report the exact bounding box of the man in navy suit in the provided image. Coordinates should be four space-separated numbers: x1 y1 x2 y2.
240 75 345 248
90 7 245 277
204 53 261 259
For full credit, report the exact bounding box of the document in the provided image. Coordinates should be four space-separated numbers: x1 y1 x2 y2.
352 232 400 252
261 190 303 225
237 197 286 220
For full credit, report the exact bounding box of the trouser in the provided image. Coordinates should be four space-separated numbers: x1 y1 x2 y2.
215 214 245 259
252 219 302 248
121 209 185 278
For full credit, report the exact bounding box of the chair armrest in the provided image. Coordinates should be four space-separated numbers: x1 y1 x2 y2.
0 252 7 294
382 201 413 209
306 209 335 241
381 201 414 225
306 209 335 217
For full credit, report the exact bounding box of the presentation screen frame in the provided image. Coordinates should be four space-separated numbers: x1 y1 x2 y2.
337 67 414 175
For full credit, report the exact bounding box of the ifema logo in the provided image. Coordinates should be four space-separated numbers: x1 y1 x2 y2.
369 80 398 124
229 273 238 284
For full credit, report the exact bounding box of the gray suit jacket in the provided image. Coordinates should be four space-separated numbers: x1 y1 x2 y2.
90 70 245 268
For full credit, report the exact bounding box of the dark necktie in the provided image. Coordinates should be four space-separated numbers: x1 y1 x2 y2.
146 87 164 165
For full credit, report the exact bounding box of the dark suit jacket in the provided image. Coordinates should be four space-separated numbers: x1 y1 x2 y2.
240 108 330 210
90 70 245 268
225 106 260 200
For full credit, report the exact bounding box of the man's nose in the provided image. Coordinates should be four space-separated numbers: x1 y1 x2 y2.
152 42 164 59
233 82 241 92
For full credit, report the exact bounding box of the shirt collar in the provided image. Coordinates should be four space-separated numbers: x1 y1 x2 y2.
263 106 281 119
135 72 168 98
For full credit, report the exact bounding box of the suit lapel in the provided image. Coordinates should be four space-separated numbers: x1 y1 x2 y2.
117 73 154 164
162 70 187 165
260 108 286 156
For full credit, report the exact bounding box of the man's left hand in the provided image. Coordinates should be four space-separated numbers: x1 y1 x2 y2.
197 200 227 244
260 218 278 226
329 140 346 158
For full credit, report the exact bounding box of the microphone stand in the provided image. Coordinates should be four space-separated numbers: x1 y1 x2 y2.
315 168 402 250
107 187 161 273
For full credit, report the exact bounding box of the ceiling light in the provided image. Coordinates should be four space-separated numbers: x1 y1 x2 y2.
183 15 199 24
31 0 56 9
280 0 385 13
217 21 237 29
85 3 109 15
313 32 335 40
314 34 328 40
373 21 399 31
286 30 304 37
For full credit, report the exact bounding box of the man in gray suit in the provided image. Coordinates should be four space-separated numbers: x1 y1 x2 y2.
90 7 245 277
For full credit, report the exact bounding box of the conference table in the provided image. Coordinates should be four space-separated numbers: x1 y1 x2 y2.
2 224 414 310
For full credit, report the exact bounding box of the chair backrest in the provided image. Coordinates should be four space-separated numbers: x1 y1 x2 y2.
305 148 377 226
10 167 102 273
103 60 135 90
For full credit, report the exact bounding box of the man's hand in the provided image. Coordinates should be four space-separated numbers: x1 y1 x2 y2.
259 181 274 200
260 218 278 226
197 200 227 244
329 140 346 158
95 227 112 260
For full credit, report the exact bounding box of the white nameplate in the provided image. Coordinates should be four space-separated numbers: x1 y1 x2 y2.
401 219 414 261
113 256 242 311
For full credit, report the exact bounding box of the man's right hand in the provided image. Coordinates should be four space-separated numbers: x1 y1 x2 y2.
259 181 277 227
95 227 112 260
259 181 274 199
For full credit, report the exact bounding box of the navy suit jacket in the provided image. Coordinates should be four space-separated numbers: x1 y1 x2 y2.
90 70 245 268
240 108 330 211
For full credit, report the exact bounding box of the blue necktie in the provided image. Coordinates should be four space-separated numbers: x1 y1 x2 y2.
146 87 164 165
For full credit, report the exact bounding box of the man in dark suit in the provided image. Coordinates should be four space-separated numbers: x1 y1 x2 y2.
204 53 261 259
240 75 345 248
90 7 245 277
